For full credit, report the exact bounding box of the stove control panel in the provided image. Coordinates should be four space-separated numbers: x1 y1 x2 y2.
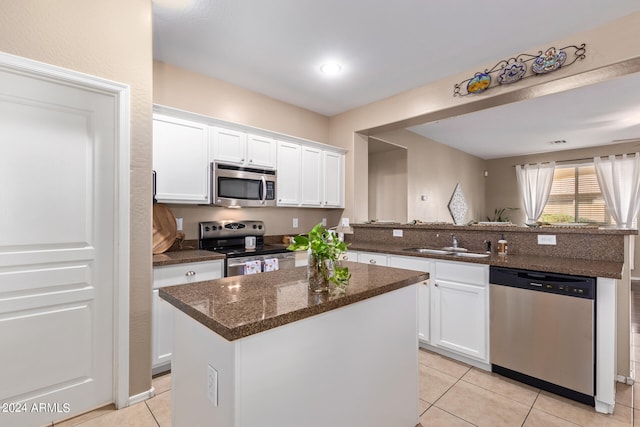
200 220 265 239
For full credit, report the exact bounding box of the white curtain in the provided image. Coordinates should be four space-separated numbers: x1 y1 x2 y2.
515 162 556 224
594 153 640 228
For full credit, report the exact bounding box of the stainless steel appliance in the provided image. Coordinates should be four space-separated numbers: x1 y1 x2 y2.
199 220 295 276
490 266 595 406
210 162 276 207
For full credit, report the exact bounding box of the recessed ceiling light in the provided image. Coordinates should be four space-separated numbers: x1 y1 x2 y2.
550 140 567 145
320 63 342 75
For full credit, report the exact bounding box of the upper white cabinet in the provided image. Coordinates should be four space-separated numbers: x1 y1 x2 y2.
322 150 344 208
153 114 209 204
276 141 301 206
300 146 323 206
276 141 345 208
210 127 276 169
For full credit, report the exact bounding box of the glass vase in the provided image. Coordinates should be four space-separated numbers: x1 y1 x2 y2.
307 249 330 293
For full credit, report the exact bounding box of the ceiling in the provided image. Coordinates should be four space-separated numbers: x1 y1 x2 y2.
153 0 640 158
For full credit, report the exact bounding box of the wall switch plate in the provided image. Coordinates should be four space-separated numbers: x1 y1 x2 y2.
341 218 350 227
176 217 183 231
538 234 557 245
322 218 327 226
207 365 218 406
393 229 403 237
293 218 298 228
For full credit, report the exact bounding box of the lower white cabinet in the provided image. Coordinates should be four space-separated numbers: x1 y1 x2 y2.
388 255 433 344
431 260 489 363
152 259 224 371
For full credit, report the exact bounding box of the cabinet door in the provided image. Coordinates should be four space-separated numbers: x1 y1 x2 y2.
322 151 344 207
388 255 432 343
153 260 223 288
153 114 209 204
276 141 301 206
300 146 322 206
431 279 486 361
152 289 174 369
247 134 276 168
357 251 388 266
210 127 246 165
341 251 359 262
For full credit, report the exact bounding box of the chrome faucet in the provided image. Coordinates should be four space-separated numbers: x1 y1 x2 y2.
451 234 458 249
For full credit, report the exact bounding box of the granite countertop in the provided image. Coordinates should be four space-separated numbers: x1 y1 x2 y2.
153 249 225 267
159 261 428 341
348 242 624 279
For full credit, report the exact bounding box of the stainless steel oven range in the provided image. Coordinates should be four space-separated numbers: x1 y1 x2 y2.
199 220 295 277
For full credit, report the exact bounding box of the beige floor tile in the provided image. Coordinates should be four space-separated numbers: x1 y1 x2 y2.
152 373 172 395
146 390 171 427
419 350 471 379
616 381 633 408
435 380 531 427
419 363 458 404
54 405 117 426
70 402 157 427
535 390 632 427
523 408 581 426
461 367 539 407
419 399 431 417
419 406 475 427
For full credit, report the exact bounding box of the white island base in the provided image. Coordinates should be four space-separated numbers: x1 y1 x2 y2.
170 284 419 427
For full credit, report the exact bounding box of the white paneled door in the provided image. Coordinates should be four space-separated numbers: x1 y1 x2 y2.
0 54 129 426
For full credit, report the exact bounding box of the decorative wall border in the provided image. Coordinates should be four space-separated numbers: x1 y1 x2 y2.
454 43 586 97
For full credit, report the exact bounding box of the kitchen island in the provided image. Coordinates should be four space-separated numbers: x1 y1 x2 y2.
160 261 428 427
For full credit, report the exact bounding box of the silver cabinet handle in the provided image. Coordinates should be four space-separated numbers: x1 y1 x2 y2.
369 259 376 264
422 281 429 286
434 282 439 287
342 255 348 260
185 271 196 277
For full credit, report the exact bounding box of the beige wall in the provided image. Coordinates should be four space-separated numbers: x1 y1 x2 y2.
368 146 408 222
153 61 343 237
330 12 640 224
0 0 154 396
372 130 486 223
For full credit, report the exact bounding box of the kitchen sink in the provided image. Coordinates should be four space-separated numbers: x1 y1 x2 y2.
402 247 489 258
441 247 468 253
403 248 451 255
452 252 490 258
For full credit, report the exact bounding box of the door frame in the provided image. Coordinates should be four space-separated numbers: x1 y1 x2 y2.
0 51 131 409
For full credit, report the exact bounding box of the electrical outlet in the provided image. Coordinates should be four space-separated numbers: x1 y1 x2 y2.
341 217 350 227
207 365 218 406
393 229 403 237
322 218 327 226
538 234 557 245
176 217 183 231
293 218 299 228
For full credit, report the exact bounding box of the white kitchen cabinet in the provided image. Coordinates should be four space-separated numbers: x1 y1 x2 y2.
277 140 345 208
210 127 276 169
153 114 210 204
341 251 359 262
322 150 344 208
276 141 302 206
431 260 489 362
152 260 224 372
300 145 323 206
388 255 433 344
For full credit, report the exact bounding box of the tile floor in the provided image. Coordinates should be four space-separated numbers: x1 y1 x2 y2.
52 282 640 426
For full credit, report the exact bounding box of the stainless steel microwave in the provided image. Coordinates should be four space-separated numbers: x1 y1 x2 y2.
210 162 277 207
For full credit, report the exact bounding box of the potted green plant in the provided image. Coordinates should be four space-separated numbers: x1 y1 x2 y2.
287 223 351 293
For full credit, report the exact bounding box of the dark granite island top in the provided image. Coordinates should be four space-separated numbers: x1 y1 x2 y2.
160 261 428 341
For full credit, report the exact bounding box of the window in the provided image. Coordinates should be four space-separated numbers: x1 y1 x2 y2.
540 164 611 225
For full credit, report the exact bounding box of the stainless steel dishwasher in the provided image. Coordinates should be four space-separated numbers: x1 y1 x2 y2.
489 266 595 406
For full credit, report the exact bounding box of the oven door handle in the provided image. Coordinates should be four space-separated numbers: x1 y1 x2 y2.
227 262 259 268
260 175 267 205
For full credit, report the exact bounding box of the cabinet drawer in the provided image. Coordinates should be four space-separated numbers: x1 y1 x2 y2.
153 260 223 289
435 260 488 286
357 252 388 266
